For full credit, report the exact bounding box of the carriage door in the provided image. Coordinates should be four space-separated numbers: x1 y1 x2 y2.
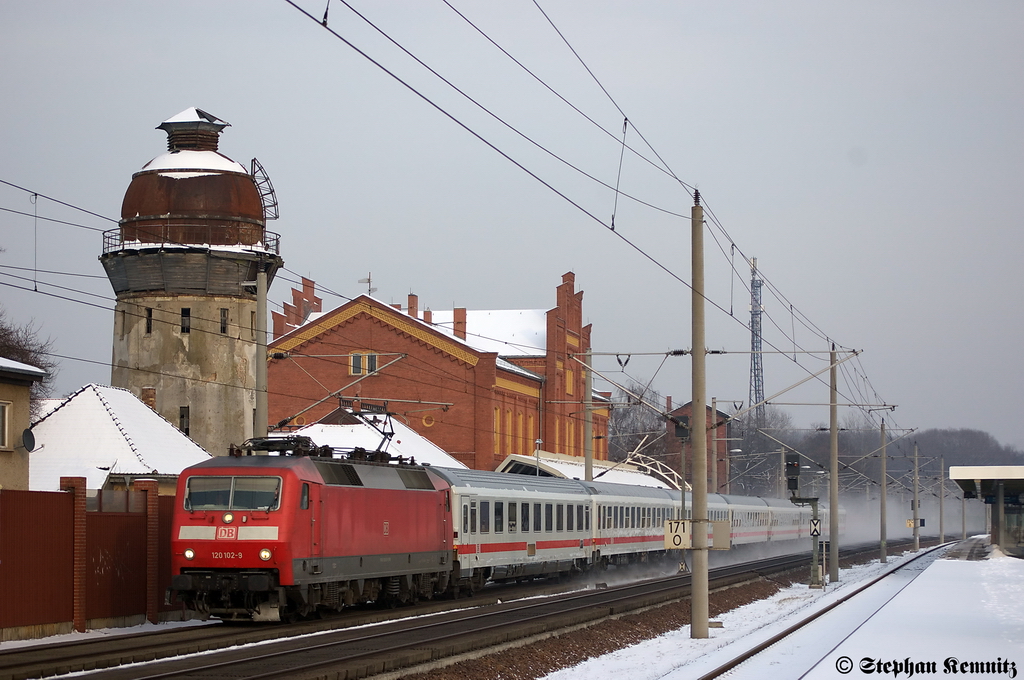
301 482 323 574
461 495 478 561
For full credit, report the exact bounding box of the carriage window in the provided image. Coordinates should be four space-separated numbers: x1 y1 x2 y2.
508 502 517 532
577 504 584 531
585 506 591 531
480 501 491 533
495 501 504 533
522 502 530 533
300 483 309 510
463 504 469 534
534 503 542 532
556 504 564 532
566 504 573 531
545 503 553 532
470 501 477 533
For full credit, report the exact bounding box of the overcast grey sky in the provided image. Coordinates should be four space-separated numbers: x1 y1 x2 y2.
2 2 1022 449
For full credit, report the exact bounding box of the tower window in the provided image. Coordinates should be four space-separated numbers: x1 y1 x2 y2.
181 308 191 334
220 308 229 334
145 308 153 335
179 406 190 436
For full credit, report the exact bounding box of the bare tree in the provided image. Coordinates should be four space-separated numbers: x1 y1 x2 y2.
608 381 668 462
0 306 59 404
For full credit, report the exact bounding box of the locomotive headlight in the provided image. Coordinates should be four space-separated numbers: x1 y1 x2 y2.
259 548 272 561
222 513 234 524
184 548 195 560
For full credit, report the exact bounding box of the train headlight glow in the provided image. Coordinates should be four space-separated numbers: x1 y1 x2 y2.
184 549 195 560
259 548 272 561
222 513 234 524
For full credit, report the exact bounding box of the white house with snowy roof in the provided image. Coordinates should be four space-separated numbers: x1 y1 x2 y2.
29 384 211 493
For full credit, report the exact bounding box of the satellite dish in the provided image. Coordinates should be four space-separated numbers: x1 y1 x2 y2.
22 429 35 452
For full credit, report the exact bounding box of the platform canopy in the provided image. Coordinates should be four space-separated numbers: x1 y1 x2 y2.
949 465 1024 501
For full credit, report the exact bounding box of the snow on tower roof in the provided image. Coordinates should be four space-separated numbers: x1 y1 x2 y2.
158 107 229 129
29 384 212 490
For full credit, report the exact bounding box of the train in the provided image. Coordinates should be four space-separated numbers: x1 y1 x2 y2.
167 441 839 621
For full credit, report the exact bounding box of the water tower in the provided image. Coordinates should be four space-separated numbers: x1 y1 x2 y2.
100 108 283 455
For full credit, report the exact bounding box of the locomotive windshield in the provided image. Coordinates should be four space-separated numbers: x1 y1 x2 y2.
184 476 281 511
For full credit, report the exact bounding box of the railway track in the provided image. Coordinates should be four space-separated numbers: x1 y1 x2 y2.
695 541 954 679
0 540 928 680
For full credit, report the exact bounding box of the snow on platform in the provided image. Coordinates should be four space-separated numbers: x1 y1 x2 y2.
543 539 1024 680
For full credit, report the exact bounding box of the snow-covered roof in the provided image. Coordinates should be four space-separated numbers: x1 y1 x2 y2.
29 384 212 491
161 107 228 127
141 149 247 174
0 358 48 378
0 356 48 380
430 309 547 356
497 453 670 488
281 416 468 469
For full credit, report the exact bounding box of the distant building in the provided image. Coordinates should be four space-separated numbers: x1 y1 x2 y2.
268 272 610 471
664 400 733 494
100 108 283 456
0 357 48 490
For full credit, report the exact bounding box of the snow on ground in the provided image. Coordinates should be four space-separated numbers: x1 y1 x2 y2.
543 544 1024 680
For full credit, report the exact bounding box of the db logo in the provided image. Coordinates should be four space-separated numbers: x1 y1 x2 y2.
216 526 237 540
383 521 390 536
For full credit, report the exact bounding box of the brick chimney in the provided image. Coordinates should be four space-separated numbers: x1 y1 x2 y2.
424 309 432 324
408 294 419 319
454 308 467 339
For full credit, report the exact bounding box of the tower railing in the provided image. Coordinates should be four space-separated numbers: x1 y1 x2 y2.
102 226 280 255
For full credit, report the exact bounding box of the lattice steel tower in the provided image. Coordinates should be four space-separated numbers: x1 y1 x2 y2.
749 258 765 430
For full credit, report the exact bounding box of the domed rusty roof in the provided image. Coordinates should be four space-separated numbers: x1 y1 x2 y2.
119 109 265 247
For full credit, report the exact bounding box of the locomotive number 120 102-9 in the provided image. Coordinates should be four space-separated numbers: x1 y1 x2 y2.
212 552 243 559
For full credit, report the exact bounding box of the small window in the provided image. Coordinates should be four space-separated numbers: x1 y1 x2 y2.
495 501 504 533
565 504 572 532
350 352 378 376
522 502 530 533
220 308 229 334
463 504 469 535
545 503 553 532
585 505 591 531
470 502 477 533
300 483 309 510
145 308 153 334
508 502 517 532
556 504 563 532
533 503 542 532
480 501 490 533
179 406 190 436
0 401 9 449
180 308 191 334
577 504 584 531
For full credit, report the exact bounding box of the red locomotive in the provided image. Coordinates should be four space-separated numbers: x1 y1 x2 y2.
169 445 453 621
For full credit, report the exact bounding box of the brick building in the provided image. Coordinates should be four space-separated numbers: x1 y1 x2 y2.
664 400 733 494
267 272 609 471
